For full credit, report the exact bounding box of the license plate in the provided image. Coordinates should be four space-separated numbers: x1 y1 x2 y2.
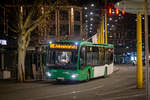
57 77 64 80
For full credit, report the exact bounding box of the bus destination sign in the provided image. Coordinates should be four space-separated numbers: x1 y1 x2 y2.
50 44 77 49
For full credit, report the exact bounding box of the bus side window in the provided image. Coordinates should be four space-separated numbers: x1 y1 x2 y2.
87 46 93 66
80 46 86 69
99 47 104 66
93 47 99 65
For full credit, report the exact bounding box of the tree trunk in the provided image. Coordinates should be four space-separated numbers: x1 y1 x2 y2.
18 47 26 82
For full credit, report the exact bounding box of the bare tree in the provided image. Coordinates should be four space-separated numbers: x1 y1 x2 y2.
17 1 60 82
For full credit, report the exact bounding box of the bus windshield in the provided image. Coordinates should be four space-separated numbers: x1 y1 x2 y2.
47 50 78 68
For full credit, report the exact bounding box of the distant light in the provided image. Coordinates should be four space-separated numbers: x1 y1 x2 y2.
91 4 94 7
84 7 87 10
117 2 120 6
90 31 92 33
49 41 52 44
122 10 125 15
142 17 144 20
46 72 51 77
127 53 130 55
119 14 121 16
71 8 74 16
116 8 119 15
112 25 114 27
90 27 92 30
90 12 93 15
115 20 118 22
131 56 134 61
0 39 7 45
85 15 88 17
109 35 112 38
135 57 137 60
20 6 23 13
90 24 93 26
75 42 78 45
109 18 112 21
107 24 109 26
118 43 122 46
90 18 93 21
85 20 88 22
112 11 115 14
108 8 112 15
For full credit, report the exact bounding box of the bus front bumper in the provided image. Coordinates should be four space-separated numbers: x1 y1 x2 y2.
45 71 80 81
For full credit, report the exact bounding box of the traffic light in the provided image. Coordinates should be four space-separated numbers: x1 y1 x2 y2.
122 10 125 15
108 8 112 15
115 8 119 15
107 7 125 15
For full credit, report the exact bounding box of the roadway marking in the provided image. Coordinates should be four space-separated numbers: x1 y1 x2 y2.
27 85 104 100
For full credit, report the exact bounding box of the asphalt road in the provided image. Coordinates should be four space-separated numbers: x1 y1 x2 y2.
0 65 146 100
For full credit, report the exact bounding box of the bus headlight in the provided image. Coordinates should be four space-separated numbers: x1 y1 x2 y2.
46 72 51 77
71 74 78 79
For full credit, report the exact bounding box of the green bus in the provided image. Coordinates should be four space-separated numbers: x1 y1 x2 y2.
45 40 114 81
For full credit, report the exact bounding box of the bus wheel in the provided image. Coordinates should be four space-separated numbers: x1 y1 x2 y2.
104 67 108 78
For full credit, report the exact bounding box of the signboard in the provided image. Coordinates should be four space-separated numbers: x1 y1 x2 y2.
50 44 77 49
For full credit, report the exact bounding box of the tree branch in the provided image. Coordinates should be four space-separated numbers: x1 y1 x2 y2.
25 32 30 48
23 10 33 29
19 6 24 32
25 0 60 34
8 25 19 33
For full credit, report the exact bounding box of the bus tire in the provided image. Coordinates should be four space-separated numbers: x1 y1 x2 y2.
104 67 108 78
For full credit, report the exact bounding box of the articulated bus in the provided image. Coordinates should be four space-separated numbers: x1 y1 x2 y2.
45 40 114 81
